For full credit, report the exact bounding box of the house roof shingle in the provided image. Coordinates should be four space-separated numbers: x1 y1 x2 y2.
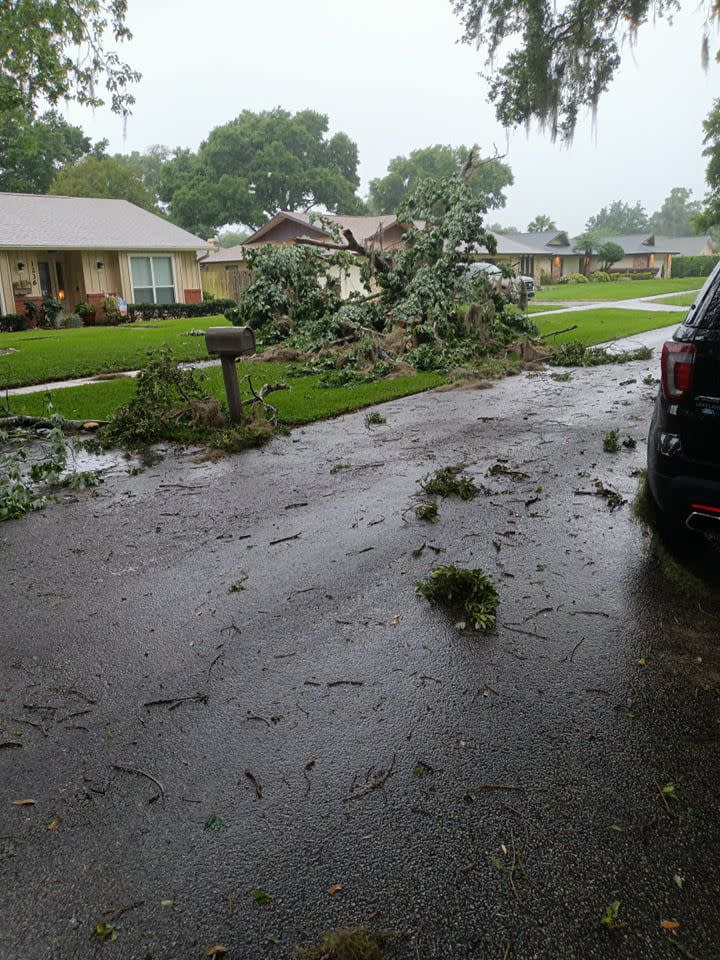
0 192 207 251
244 210 423 247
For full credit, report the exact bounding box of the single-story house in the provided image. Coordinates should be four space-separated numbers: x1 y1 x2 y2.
0 192 208 319
481 231 717 282
198 210 424 300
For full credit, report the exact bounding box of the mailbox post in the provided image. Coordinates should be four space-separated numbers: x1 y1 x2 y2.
204 326 256 423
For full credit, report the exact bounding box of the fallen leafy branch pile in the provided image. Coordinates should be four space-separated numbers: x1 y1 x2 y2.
416 564 500 631
95 349 277 453
0 413 102 522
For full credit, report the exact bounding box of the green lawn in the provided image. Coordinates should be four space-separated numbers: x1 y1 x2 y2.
648 291 701 307
534 308 688 344
536 277 705 302
4 360 443 425
0 316 231 389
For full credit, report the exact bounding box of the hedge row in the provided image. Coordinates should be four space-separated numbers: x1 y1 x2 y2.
671 255 720 278
0 313 28 333
127 299 236 320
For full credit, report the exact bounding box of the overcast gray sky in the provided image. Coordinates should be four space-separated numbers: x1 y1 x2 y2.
64 0 720 233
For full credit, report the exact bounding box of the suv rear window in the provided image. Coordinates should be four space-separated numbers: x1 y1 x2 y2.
690 268 720 327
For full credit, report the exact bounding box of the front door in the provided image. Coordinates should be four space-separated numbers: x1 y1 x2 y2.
551 255 562 280
37 261 54 299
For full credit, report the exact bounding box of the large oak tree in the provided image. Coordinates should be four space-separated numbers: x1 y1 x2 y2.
159 109 364 236
0 0 139 118
367 144 513 215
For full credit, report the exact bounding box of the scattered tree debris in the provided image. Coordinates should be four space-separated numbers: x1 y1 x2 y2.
603 429 620 453
112 764 165 803
364 411 387 426
415 502 439 523
487 463 529 481
419 465 478 499
245 769 263 799
416 565 499 631
343 754 397 802
143 692 208 711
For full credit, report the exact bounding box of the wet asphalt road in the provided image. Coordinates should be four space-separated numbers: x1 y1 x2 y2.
2 354 720 960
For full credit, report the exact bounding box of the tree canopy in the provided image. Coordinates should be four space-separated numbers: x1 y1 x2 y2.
649 187 703 235
0 110 102 194
159 109 364 236
527 214 556 232
0 0 139 118
698 101 720 230
585 201 649 236
50 155 158 211
367 145 513 215
597 241 625 270
451 0 717 139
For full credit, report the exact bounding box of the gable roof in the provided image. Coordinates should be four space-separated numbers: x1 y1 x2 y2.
198 244 246 264
244 210 422 247
0 192 207 251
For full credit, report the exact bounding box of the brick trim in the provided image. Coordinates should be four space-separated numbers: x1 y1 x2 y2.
184 288 202 304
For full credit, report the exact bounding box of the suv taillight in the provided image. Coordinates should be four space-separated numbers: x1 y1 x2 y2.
661 341 696 401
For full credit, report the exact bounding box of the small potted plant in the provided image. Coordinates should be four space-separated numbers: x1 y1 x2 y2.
42 297 64 329
102 296 122 325
76 301 96 326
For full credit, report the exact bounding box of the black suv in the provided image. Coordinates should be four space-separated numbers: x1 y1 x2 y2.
648 267 720 534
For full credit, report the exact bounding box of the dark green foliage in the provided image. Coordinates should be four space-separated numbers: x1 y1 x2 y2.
159 109 363 235
0 314 28 333
128 300 235 321
295 927 388 960
0 109 99 194
416 565 499 631
420 465 478 499
227 244 344 332
367 143 513 214
96 350 277 453
622 435 637 449
415 501 439 523
671 256 720 278
98 349 210 450
597 242 625 271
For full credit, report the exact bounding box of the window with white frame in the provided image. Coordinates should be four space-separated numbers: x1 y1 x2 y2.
520 255 534 276
130 256 176 303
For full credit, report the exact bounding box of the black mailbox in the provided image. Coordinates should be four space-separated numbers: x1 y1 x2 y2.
204 326 256 358
205 326 257 423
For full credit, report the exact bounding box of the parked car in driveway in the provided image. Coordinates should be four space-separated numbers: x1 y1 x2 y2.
648 265 720 535
466 261 535 298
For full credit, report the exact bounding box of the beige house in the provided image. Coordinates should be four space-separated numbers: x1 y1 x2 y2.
0 193 207 320
481 230 717 282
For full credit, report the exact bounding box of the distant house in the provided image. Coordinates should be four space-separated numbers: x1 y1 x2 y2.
481 230 717 282
200 210 423 300
0 192 207 319
197 243 251 302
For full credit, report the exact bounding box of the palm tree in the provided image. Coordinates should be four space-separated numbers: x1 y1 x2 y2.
527 214 557 232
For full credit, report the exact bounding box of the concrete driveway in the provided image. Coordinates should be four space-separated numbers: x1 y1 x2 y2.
1 337 719 960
